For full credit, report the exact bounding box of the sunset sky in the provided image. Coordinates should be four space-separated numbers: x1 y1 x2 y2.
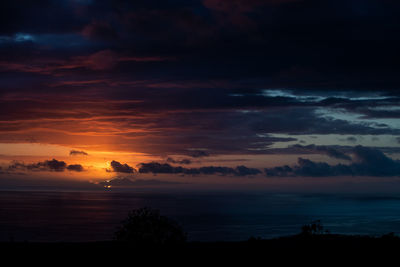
1 0 400 191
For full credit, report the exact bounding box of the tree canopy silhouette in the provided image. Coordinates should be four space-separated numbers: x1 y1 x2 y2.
114 207 187 245
301 220 328 236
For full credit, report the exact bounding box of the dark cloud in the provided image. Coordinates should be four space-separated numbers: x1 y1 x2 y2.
0 0 400 162
0 0 85 35
351 146 400 176
25 159 67 172
250 108 398 136
0 96 397 157
81 20 118 41
139 162 184 174
290 144 352 161
7 159 84 172
265 158 348 177
254 144 400 156
265 165 294 177
82 50 119 70
347 136 358 143
234 165 263 176
187 150 210 158
203 0 301 28
116 107 397 155
70 150 88 156
67 164 84 172
138 162 261 176
265 146 400 177
166 157 192 164
110 160 136 173
1 0 400 90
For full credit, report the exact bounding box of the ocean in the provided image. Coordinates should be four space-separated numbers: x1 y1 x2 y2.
1 190 400 242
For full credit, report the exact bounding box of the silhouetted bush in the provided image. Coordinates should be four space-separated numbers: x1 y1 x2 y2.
114 207 187 245
248 236 263 242
381 232 398 240
301 220 327 236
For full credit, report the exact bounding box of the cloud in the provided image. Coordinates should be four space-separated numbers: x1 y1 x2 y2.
110 160 136 173
26 159 67 172
67 164 84 172
0 97 397 157
1 0 400 162
351 146 400 176
81 20 118 41
138 162 261 176
290 144 352 161
265 157 351 177
0 93 397 158
0 50 172 75
187 150 210 158
82 50 118 70
7 159 85 172
7 159 84 172
233 165 263 176
347 136 358 143
2 0 400 93
203 0 299 12
265 146 400 177
203 0 300 28
70 150 88 156
166 157 192 165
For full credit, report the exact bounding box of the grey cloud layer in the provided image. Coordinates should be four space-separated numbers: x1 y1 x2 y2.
265 146 400 177
138 162 262 176
288 144 352 160
5 145 398 178
110 146 400 178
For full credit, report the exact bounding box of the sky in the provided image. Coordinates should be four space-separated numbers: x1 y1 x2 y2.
0 0 400 191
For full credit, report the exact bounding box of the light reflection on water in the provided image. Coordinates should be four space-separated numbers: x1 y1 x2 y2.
1 191 400 242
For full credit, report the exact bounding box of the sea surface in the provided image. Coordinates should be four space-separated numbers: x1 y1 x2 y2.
1 190 400 242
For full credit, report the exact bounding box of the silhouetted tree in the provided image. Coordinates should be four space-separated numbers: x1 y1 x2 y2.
114 207 187 245
301 220 325 236
382 232 398 240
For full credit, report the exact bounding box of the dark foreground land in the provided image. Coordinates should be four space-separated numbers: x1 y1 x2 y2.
1 234 400 263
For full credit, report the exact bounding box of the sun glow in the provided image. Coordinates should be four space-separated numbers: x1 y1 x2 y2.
0 143 70 156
